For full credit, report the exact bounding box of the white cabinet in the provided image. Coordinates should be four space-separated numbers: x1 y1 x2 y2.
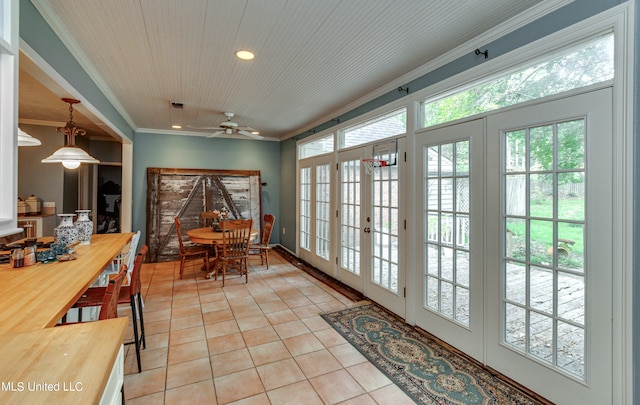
100 345 124 405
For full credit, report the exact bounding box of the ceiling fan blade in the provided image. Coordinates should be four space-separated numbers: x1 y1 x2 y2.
237 126 257 132
238 130 263 140
206 130 224 138
187 125 224 130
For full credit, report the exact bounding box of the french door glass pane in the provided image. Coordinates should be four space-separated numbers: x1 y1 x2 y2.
505 303 526 350
502 119 586 379
299 167 311 251
371 149 399 293
557 321 584 376
423 140 470 326
341 160 361 274
316 164 331 260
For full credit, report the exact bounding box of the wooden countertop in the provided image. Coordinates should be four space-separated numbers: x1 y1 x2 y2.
0 318 127 405
0 233 133 335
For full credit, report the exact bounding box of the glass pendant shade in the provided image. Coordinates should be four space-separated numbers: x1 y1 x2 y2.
41 98 100 169
17 128 41 146
41 146 99 169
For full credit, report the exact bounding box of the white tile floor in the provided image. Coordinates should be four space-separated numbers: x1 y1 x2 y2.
122 251 416 404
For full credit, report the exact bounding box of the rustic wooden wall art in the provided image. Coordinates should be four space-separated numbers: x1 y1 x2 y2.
146 168 262 262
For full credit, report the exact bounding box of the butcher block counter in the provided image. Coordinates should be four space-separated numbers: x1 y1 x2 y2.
0 232 133 335
0 233 133 404
0 318 127 404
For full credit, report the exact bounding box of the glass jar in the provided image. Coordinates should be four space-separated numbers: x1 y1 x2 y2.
75 210 93 245
23 239 37 266
11 247 24 268
54 213 78 248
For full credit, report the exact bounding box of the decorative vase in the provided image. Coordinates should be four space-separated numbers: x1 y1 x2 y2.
54 214 78 248
75 210 93 245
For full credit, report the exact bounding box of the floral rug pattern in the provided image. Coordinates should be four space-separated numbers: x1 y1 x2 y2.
321 303 544 405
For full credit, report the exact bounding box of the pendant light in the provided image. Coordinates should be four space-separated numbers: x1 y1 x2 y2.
17 128 41 146
41 98 100 169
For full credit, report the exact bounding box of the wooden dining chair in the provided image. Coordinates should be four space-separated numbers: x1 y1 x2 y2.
200 211 221 227
175 217 209 279
249 214 276 269
210 219 253 286
72 245 149 372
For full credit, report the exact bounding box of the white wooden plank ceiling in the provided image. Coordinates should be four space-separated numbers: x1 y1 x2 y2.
26 0 544 141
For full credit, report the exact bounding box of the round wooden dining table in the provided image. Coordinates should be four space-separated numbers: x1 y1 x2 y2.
186 227 260 245
186 227 260 280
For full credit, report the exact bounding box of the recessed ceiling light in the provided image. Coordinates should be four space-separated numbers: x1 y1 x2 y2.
172 125 182 129
236 50 255 60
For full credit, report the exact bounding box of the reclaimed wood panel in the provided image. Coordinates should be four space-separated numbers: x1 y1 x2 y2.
146 168 262 262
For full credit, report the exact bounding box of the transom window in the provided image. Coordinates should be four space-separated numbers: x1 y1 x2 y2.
421 33 614 129
340 108 406 149
299 134 334 159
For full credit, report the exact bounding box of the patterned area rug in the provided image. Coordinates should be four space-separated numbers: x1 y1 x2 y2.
321 303 545 405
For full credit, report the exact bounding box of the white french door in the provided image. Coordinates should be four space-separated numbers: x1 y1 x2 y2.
337 147 367 290
415 119 485 361
485 88 613 404
337 139 406 317
298 155 335 275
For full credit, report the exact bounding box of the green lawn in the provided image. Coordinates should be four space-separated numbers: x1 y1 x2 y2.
507 198 584 268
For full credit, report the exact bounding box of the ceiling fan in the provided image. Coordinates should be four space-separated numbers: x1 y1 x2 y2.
190 112 263 139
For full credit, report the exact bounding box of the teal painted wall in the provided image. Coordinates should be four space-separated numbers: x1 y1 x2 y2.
132 132 280 246
279 138 297 250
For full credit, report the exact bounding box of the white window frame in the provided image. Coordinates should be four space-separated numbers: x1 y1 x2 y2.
0 0 19 237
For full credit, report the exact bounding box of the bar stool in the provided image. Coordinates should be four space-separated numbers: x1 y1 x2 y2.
72 245 149 372
59 267 127 323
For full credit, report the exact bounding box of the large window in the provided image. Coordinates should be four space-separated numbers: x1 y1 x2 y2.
421 33 614 129
0 0 18 236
